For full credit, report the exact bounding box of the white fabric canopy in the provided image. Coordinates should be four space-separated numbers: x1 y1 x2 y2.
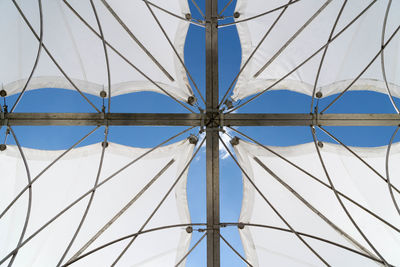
232 0 400 100
234 139 400 266
0 0 192 102
0 139 194 266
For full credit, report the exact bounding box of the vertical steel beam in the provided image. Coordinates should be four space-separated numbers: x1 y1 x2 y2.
205 0 220 266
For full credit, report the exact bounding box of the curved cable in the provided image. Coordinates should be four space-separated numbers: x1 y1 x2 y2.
310 0 347 113
11 0 100 113
110 137 206 266
219 0 293 108
385 126 400 216
318 126 400 195
7 127 32 267
0 126 100 221
226 0 378 114
321 23 400 113
223 222 389 265
60 223 206 266
0 126 195 265
311 127 389 266
10 0 43 113
66 158 176 263
56 126 109 266
90 0 111 113
144 0 205 105
61 0 196 113
228 126 400 234
218 0 301 28
380 0 400 114
219 136 331 266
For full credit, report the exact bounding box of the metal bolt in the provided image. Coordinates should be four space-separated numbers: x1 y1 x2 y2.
0 90 7 97
316 91 323 98
100 91 107 98
238 222 245 229
317 141 323 148
186 226 193 233
233 12 240 18
230 136 240 146
101 141 109 148
0 144 6 151
188 134 198 145
185 13 192 20
187 96 197 106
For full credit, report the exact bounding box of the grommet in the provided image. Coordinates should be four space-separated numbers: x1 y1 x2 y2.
233 12 240 18
100 90 107 98
238 222 245 229
101 141 109 148
230 136 240 146
316 91 323 98
0 144 6 151
187 96 197 106
186 226 193 233
0 90 7 97
317 141 323 148
188 134 198 145
185 13 192 20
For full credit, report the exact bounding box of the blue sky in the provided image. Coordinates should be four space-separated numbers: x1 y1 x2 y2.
1 0 400 266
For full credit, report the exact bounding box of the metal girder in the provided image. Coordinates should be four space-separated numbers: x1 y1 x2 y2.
223 113 400 126
205 0 220 266
2 113 400 126
0 113 201 126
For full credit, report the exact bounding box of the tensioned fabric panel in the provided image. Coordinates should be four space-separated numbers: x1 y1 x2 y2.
0 139 194 266
232 0 400 101
0 0 192 102
234 139 400 266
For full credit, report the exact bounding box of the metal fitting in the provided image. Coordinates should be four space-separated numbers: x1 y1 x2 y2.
317 141 324 148
238 222 245 229
101 141 109 148
186 226 193 233
230 136 240 146
316 91 323 98
0 144 6 151
188 134 198 145
0 90 7 97
185 13 192 20
233 12 240 18
100 90 107 98
187 96 197 106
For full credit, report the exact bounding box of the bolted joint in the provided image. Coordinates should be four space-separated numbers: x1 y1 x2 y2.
238 222 245 229
230 136 240 146
205 111 220 129
317 141 324 148
186 226 193 233
0 90 7 97
185 13 192 20
0 144 6 151
101 141 109 148
99 90 107 98
188 134 198 145
233 12 240 18
187 96 197 106
316 91 323 98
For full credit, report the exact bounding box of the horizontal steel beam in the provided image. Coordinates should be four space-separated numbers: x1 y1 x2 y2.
1 113 400 126
0 113 202 126
223 113 400 126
